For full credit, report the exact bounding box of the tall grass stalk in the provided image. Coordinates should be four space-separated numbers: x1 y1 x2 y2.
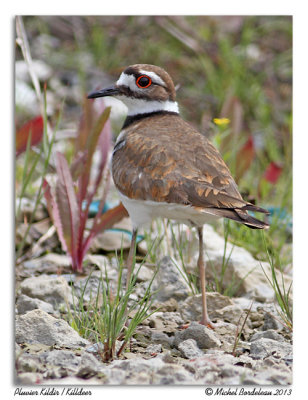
232 300 253 356
205 220 253 297
260 232 292 330
169 223 199 295
67 241 160 362
16 90 59 262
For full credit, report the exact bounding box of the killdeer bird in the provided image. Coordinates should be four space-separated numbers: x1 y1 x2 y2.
88 64 269 327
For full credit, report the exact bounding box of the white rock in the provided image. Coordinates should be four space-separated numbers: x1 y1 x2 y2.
174 322 221 349
16 294 55 315
250 329 285 342
180 292 233 322
178 339 204 359
192 224 292 303
17 372 44 385
15 309 90 348
153 256 191 301
250 338 292 360
20 274 75 308
23 254 71 274
135 264 154 282
144 344 162 354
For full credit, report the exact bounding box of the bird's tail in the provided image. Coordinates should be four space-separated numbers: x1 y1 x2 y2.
208 203 270 229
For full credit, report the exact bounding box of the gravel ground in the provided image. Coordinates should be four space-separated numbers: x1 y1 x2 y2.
15 224 292 386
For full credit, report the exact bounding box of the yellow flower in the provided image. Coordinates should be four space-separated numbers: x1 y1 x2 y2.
213 118 231 126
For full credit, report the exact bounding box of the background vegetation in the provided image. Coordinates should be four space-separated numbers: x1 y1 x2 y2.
15 15 292 273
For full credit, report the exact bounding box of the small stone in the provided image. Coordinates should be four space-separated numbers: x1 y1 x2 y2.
180 292 233 322
263 357 278 367
73 274 102 303
16 294 55 315
23 254 71 274
90 228 131 252
153 256 190 302
204 225 292 302
20 274 75 309
178 339 204 359
214 322 237 337
135 264 154 282
17 353 42 373
151 331 174 348
262 312 283 330
86 342 104 354
283 353 293 366
148 317 165 330
249 338 292 360
153 298 178 312
236 354 256 369
211 304 248 326
15 342 22 354
250 329 285 342
254 369 292 385
144 344 162 354
148 311 183 333
84 254 110 269
161 351 176 364
241 375 272 385
41 376 103 385
174 322 221 349
76 353 104 378
16 197 48 223
15 309 90 348
249 311 265 329
220 364 252 378
40 349 80 373
16 372 43 385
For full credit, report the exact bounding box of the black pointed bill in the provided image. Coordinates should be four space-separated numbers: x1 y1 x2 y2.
87 85 120 99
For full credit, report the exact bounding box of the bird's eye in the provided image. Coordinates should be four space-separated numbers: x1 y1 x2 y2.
136 75 152 88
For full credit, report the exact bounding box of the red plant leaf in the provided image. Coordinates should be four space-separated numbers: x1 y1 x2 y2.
263 162 283 184
98 116 112 168
78 106 111 223
75 97 96 155
85 112 112 205
82 203 129 256
70 150 88 182
16 115 44 156
92 202 129 233
55 152 80 267
43 179 69 253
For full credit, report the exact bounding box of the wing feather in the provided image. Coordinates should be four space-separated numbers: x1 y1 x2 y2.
112 114 269 228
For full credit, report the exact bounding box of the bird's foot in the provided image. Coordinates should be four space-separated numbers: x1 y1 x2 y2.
179 319 225 330
199 317 216 329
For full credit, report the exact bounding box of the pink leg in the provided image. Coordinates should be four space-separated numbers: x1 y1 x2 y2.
126 228 137 290
197 226 215 328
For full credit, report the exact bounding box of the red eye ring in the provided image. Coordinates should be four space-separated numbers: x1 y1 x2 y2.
136 75 152 88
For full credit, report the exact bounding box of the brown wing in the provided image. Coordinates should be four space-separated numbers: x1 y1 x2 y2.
112 114 269 228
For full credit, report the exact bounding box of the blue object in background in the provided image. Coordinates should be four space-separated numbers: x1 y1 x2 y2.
266 206 292 234
83 200 144 243
87 200 110 217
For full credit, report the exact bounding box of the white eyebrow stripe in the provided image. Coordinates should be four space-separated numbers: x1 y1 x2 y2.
116 73 136 90
116 71 166 91
138 70 166 86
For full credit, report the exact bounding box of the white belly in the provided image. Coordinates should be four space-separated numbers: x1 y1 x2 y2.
119 192 219 229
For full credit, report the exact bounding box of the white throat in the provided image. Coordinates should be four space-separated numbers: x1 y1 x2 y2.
117 97 179 116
